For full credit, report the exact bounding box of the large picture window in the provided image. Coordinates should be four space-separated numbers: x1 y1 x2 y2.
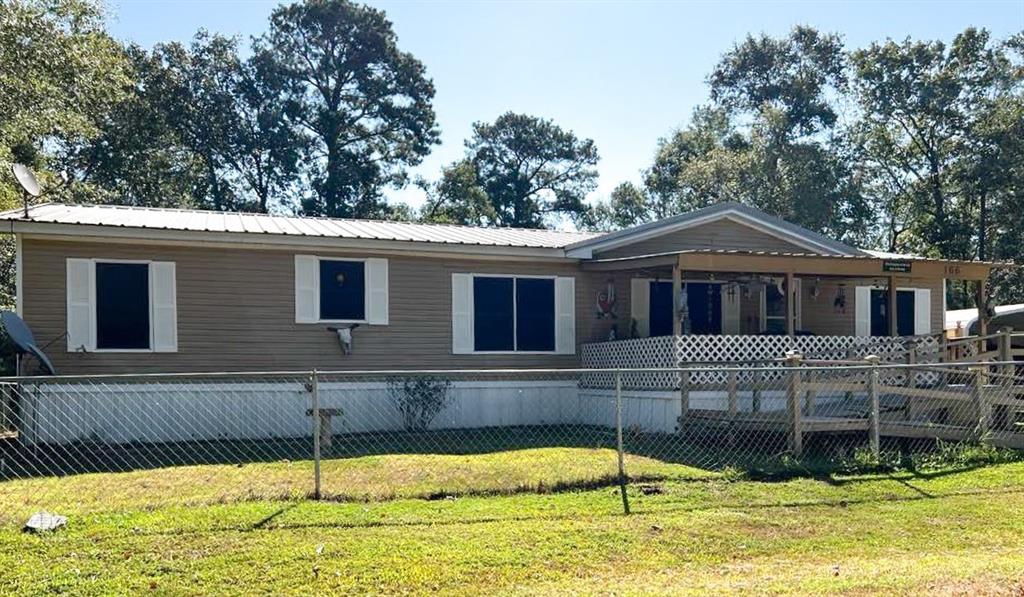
452 273 573 355
472 276 555 353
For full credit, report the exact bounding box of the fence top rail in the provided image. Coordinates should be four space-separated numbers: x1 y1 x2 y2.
2 360 1019 384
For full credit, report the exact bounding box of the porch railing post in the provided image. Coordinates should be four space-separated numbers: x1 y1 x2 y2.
938 333 949 387
311 369 322 500
865 355 880 459
785 352 803 459
614 368 630 515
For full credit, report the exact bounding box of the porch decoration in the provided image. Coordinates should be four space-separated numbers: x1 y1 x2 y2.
596 278 617 319
833 285 847 313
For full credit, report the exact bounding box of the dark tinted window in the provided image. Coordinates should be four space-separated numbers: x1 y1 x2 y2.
96 263 150 350
649 281 673 337
319 260 365 321
516 278 555 351
870 288 915 336
473 277 514 351
687 283 722 335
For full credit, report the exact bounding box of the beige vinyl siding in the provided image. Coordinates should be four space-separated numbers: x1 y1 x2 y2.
595 219 822 259
21 238 608 374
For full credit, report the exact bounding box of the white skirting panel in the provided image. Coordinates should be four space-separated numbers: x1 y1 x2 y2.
18 380 582 446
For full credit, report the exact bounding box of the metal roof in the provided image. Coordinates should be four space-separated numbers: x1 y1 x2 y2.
565 201 863 256
0 203 603 249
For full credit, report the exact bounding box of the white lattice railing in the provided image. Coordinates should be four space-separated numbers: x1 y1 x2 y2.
580 334 943 387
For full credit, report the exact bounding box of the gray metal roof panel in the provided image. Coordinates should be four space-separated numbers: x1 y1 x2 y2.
2 203 602 249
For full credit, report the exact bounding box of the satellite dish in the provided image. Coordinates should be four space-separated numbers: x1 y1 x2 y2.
12 164 41 197
1 311 56 376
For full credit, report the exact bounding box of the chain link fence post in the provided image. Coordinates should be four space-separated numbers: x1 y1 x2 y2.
310 369 322 500
865 355 881 459
785 352 803 459
614 368 630 515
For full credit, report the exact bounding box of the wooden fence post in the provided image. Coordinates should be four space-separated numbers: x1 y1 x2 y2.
865 355 881 459
785 353 803 459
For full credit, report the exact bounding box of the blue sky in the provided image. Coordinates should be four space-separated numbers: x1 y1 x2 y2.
107 0 1024 209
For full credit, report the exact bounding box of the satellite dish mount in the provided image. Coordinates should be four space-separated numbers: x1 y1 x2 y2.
11 164 42 218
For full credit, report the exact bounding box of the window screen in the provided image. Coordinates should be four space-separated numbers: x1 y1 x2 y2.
96 263 150 350
516 278 555 351
319 260 365 321
473 277 515 351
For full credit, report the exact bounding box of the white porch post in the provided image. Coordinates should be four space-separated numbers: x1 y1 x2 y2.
672 263 683 336
785 271 795 337
887 274 898 337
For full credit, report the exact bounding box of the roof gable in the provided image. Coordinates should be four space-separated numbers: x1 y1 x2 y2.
566 202 861 258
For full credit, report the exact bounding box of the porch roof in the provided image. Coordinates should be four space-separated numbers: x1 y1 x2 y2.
580 248 1013 281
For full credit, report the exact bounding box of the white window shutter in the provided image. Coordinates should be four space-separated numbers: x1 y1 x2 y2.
555 277 576 355
722 284 740 334
630 278 650 338
150 262 178 352
66 258 95 352
365 258 389 325
451 274 473 354
855 286 871 336
914 288 931 335
294 255 317 323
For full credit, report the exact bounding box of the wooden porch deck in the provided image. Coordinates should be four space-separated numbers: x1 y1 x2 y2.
586 330 1024 456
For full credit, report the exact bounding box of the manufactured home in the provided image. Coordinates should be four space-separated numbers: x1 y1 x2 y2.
0 201 1004 376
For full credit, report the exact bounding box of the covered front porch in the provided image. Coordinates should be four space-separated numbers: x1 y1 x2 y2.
582 248 999 366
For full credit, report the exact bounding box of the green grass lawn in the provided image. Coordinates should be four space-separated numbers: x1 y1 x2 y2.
0 447 700 524
2 455 1024 594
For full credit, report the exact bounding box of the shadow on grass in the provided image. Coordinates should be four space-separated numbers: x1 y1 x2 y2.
120 482 1024 540
3 424 1019 489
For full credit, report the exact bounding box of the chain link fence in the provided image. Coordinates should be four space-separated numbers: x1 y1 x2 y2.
0 360 1021 526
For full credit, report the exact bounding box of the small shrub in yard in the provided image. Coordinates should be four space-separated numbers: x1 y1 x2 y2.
387 376 453 431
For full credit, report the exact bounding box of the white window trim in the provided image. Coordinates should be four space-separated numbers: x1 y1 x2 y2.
759 278 802 333
468 273 559 355
89 259 157 353
311 256 370 325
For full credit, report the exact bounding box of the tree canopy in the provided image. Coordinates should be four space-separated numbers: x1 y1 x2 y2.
422 112 599 228
260 0 439 218
0 1 1021 307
